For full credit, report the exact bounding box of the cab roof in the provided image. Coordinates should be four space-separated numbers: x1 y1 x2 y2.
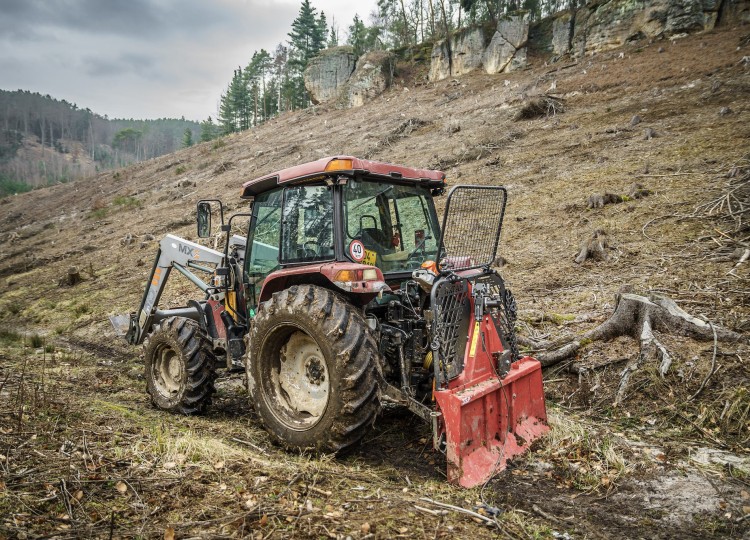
240 156 446 198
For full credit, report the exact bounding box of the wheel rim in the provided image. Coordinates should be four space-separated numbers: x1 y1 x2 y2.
267 330 330 430
153 345 183 397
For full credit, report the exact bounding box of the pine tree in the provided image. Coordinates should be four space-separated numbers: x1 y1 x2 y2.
315 12 328 51
328 16 339 47
348 15 369 57
182 127 193 147
246 49 273 126
218 68 250 134
199 116 217 142
273 44 289 113
287 0 326 108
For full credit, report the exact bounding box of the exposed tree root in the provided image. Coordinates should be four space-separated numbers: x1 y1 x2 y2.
530 293 747 404
574 229 609 264
514 95 565 120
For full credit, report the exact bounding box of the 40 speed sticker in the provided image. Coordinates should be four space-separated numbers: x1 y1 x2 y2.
349 239 365 262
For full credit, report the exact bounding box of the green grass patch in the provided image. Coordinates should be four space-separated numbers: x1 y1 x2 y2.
0 329 22 345
89 207 109 220
28 333 43 348
0 174 32 197
73 303 91 317
113 195 142 209
549 313 576 325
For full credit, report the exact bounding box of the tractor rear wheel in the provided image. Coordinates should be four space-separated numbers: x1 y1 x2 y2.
144 317 216 414
247 285 380 452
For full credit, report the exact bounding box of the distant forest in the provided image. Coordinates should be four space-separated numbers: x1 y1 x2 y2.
0 90 200 196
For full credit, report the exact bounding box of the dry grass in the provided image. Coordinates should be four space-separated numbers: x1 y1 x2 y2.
541 408 632 491
0 341 554 539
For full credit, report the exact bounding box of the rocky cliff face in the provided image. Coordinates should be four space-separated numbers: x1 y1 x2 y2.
569 0 706 57
483 13 531 74
309 0 749 104
303 46 357 105
429 15 531 81
428 27 488 81
340 51 396 108
304 48 395 108
429 0 748 77
547 0 748 58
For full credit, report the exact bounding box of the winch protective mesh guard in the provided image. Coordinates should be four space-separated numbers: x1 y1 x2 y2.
437 185 507 272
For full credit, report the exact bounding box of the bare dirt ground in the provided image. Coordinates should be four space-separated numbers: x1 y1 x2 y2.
1 25 749 539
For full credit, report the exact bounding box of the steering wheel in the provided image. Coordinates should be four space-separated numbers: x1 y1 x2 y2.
405 236 432 261
405 259 423 271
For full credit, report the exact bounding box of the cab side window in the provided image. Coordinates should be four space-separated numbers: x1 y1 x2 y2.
280 185 334 264
245 189 283 307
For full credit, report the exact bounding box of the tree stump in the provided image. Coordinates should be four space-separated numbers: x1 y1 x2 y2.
526 293 747 405
574 229 609 264
61 266 82 287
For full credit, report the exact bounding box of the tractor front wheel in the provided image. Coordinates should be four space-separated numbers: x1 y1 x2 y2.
144 317 216 414
247 285 380 452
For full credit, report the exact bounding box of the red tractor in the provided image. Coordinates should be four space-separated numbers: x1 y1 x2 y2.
112 156 548 487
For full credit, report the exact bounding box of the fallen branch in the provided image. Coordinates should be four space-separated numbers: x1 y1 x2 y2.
532 504 564 523
635 172 702 178
688 319 718 401
728 248 749 277
231 437 268 455
419 497 496 526
414 505 444 516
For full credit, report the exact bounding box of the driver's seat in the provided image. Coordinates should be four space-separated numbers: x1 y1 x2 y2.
361 227 389 249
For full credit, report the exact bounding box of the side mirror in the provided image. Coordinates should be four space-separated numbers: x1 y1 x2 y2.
197 202 212 238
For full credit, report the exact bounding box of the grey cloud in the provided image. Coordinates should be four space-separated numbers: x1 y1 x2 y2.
0 0 236 41
0 0 377 120
0 0 158 40
82 53 158 78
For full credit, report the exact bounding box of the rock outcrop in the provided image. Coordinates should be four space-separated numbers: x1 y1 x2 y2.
716 0 750 26
532 0 748 59
483 13 530 74
340 51 396 108
428 15 530 81
303 48 395 108
429 27 490 81
566 0 739 57
571 0 702 56
552 11 574 56
304 46 357 105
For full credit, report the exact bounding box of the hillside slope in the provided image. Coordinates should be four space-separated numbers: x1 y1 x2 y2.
1 26 749 539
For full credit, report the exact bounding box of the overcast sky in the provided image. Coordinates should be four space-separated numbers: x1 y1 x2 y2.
0 0 379 121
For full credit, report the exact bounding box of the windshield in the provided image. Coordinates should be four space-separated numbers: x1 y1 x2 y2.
344 179 440 274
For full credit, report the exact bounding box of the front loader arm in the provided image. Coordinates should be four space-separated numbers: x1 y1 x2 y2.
122 234 226 345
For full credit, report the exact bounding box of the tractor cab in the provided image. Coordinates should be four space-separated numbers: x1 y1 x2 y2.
233 156 446 312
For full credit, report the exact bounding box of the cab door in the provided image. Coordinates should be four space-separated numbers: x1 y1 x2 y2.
244 189 282 312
